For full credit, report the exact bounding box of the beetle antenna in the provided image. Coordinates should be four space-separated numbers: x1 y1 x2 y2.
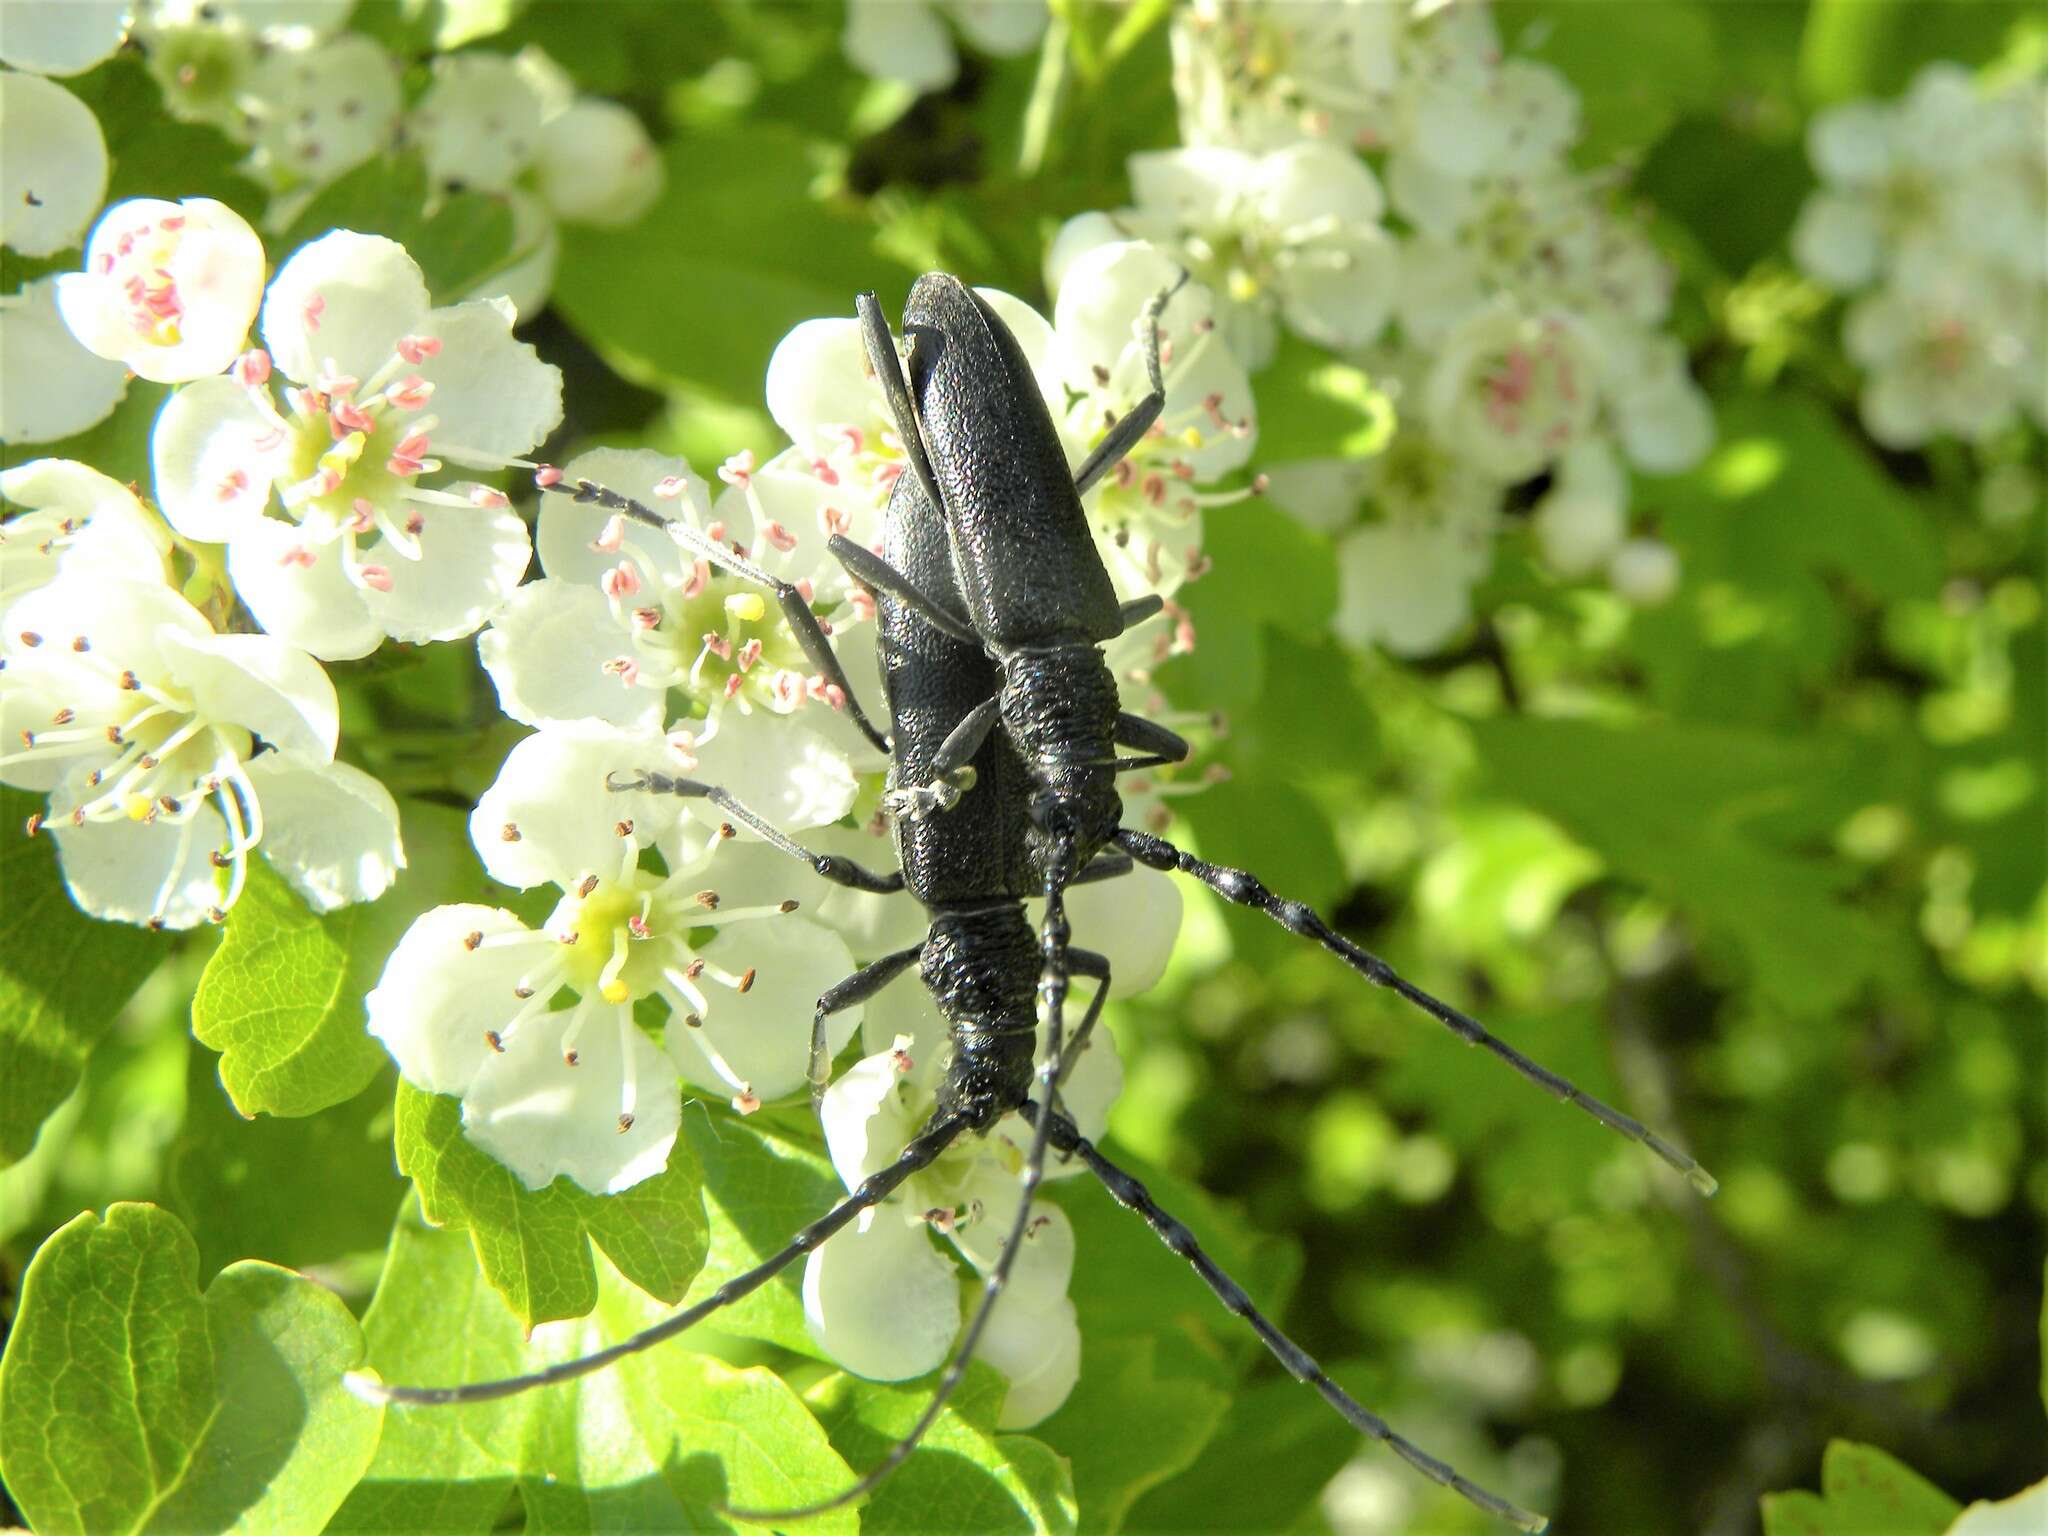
1032 1104 1551 1533
1113 827 1717 1195
343 1112 970 1408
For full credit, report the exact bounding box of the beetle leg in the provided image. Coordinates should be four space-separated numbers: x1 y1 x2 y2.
1114 710 1193 762
827 533 978 644
611 770 906 894
880 695 1000 820
807 945 923 1113
855 290 948 521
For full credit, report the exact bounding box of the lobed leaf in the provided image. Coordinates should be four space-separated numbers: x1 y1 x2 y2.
1761 1440 1962 1536
0 1202 379 1536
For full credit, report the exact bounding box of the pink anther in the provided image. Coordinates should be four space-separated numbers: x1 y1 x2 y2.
681 557 710 600
302 293 325 331
536 464 564 488
396 334 442 364
810 457 840 486
654 474 687 499
385 374 433 411
330 399 375 437
737 638 763 672
347 497 376 533
821 503 851 536
718 450 755 487
601 562 641 600
763 520 797 552
358 564 394 592
280 544 318 569
232 349 272 388
468 486 511 509
216 468 248 502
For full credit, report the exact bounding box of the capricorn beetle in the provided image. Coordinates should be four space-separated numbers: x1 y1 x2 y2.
352 270 1716 1531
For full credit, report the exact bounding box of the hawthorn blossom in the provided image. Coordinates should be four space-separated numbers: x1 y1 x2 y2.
1423 304 1601 485
240 34 402 197
842 0 1047 94
1169 0 1403 153
1842 272 2036 449
0 277 129 444
151 231 555 660
0 572 401 929
134 0 357 136
480 448 872 761
1050 141 1396 370
368 724 854 1190
1331 420 1500 658
0 70 108 258
56 198 266 383
803 1016 1122 1427
1 460 174 608
1609 538 1680 608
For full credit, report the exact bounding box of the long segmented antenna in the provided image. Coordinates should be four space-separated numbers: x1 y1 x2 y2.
537 473 892 755
1030 1104 1551 1533
727 831 1084 1522
1114 827 1718 1196
343 1112 969 1408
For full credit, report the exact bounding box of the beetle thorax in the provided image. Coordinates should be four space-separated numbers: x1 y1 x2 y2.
996 643 1124 868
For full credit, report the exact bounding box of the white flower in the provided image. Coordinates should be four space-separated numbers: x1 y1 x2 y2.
1056 141 1396 371
1 460 173 608
483 447 869 740
410 50 545 195
1531 437 1628 578
802 1023 1115 1427
0 571 401 929
151 231 556 659
1424 304 1601 485
533 99 663 227
1332 422 1500 657
1608 538 1679 607
842 0 1046 93
1606 335 1715 476
0 2 130 75
241 33 402 193
368 723 838 1191
0 276 130 444
1843 271 2032 449
1049 241 1259 600
56 198 266 383
0 70 109 258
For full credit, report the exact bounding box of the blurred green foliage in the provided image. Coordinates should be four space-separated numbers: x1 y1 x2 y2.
1 1 2042 1533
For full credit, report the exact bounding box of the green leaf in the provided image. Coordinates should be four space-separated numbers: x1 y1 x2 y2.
1123 1370 1358 1534
66 58 264 208
277 153 518 303
551 128 878 405
328 1196 530 1535
810 1367 1076 1536
340 1200 857 1534
1035 1335 1227 1534
1798 0 2031 103
1469 717 1899 1015
168 1051 408 1280
0 1203 379 1536
394 1082 710 1327
0 787 165 1166
190 797 472 1118
1761 1440 1961 1536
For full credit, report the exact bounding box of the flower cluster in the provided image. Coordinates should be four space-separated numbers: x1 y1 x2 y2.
0 457 403 929
842 0 1047 94
1051 0 1715 654
1792 63 2046 450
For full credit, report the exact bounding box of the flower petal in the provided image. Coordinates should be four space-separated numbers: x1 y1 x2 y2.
245 752 404 910
0 277 127 445
673 917 860 1105
411 50 545 194
681 714 859 836
412 298 565 456
480 578 664 732
1334 521 1480 657
157 625 338 757
359 500 530 644
367 904 538 1098
977 1289 1080 1428
0 73 107 257
945 0 1047 56
0 1 130 74
243 35 401 191
949 1188 1074 1311
463 1002 681 1194
261 230 428 388
0 459 171 591
472 722 677 889
803 1215 960 1379
224 519 383 662
819 1048 929 1191
843 0 957 93
538 447 706 588
534 99 663 227
150 374 287 543
50 798 227 929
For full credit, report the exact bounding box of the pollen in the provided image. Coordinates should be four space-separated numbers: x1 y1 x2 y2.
124 794 153 821
600 979 631 1004
725 592 766 624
